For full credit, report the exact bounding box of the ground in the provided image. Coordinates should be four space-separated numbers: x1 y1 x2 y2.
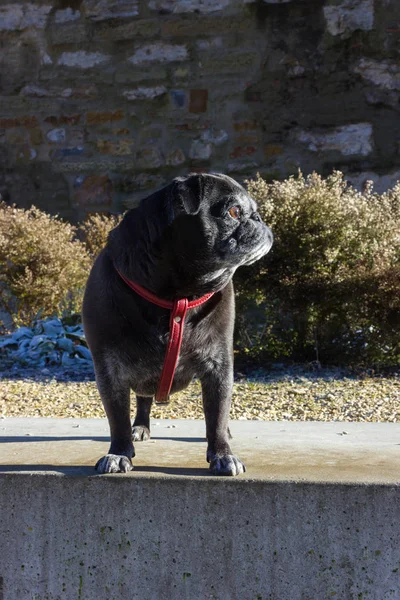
0 364 399 422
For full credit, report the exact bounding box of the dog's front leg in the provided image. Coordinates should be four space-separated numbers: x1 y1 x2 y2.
200 361 245 476
94 364 135 474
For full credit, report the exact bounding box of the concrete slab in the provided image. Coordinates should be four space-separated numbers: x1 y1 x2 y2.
1 419 400 599
0 418 399 483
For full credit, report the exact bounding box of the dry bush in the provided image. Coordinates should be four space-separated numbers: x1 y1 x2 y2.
0 203 91 327
235 171 400 365
79 213 123 259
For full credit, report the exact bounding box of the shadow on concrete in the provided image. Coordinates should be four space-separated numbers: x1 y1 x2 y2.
133 466 210 476
0 465 211 477
0 436 206 444
0 436 109 443
0 465 95 475
150 437 206 443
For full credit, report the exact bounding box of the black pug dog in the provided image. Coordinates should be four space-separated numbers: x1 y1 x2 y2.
83 173 273 476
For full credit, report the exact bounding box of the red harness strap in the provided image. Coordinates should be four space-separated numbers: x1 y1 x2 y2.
116 268 214 404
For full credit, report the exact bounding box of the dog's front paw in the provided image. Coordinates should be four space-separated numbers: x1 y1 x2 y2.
95 454 133 474
208 454 246 477
132 425 150 441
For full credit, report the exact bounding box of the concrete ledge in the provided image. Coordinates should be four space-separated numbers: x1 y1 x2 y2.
1 419 399 483
0 420 399 599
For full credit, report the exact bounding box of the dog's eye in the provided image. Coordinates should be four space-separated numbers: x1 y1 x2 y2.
228 206 241 220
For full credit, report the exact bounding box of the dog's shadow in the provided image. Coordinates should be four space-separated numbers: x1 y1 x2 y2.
0 436 206 444
0 434 210 476
0 436 109 443
0 464 211 477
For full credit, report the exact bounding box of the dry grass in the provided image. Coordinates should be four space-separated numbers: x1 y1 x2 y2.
1 370 399 422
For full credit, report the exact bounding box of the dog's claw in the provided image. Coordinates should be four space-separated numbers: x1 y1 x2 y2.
95 454 133 474
209 454 246 477
132 425 150 441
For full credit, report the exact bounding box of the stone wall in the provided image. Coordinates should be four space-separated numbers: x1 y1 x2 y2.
0 0 399 220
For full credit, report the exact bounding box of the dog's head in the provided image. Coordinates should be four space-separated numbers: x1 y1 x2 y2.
169 172 273 267
110 173 273 297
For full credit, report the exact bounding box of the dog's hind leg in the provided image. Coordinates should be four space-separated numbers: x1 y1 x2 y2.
132 396 152 441
94 362 135 474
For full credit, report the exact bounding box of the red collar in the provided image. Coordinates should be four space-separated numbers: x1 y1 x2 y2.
116 268 214 404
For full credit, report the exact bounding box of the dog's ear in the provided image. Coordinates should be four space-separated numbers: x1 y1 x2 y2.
171 174 203 216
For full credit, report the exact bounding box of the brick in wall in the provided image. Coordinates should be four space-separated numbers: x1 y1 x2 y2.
0 4 51 31
149 0 230 13
323 0 374 37
296 123 374 156
57 52 110 69
84 0 139 21
129 43 188 65
74 175 113 206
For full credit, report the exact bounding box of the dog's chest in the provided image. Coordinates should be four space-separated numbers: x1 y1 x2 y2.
119 318 207 396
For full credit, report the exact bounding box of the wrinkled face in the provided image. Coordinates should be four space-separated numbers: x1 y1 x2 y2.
159 173 273 291
206 181 273 268
171 173 273 276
